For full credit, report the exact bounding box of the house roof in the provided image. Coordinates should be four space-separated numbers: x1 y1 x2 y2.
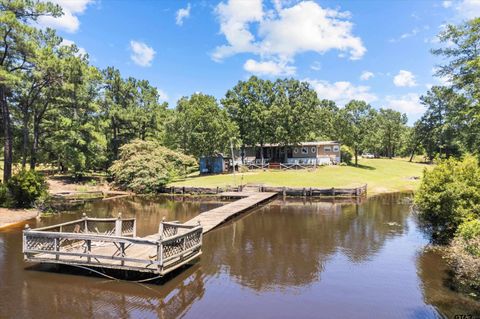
247 141 339 147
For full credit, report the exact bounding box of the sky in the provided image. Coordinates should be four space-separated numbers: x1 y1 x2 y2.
37 0 480 124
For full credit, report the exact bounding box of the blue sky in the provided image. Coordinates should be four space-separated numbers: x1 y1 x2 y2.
38 0 480 124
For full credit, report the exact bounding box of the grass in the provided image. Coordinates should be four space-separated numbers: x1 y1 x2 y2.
171 158 430 196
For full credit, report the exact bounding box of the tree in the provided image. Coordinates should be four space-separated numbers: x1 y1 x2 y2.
11 28 64 169
415 156 480 243
0 0 61 181
337 100 376 166
109 139 196 193
432 18 480 156
311 99 339 140
166 93 238 159
414 86 468 161
376 108 407 158
222 76 274 164
270 79 318 162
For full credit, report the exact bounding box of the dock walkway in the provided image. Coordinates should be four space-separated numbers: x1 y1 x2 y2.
23 191 278 277
185 192 277 233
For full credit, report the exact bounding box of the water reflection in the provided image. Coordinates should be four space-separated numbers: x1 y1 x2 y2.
202 193 412 292
0 193 478 318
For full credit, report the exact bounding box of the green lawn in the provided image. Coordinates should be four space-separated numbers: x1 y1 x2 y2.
171 158 430 196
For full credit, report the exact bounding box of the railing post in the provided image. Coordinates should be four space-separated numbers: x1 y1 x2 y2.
115 213 122 237
120 242 125 266
158 242 163 273
133 219 137 237
86 239 91 263
55 237 59 260
23 224 30 256
83 213 88 233
158 216 165 239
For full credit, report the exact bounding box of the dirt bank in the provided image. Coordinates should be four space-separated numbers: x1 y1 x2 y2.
0 208 38 230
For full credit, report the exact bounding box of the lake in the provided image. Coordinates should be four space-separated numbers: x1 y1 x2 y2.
0 194 479 318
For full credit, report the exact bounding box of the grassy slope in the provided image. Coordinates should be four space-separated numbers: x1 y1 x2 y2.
171 158 429 195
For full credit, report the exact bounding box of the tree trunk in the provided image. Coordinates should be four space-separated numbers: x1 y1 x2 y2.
21 112 29 168
30 120 40 170
354 148 358 166
0 86 12 182
241 144 245 164
284 146 288 163
260 143 264 166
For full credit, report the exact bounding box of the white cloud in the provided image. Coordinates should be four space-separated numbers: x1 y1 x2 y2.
389 27 420 43
385 93 425 117
443 0 453 8
243 59 295 76
176 3 191 26
393 70 416 87
360 71 374 81
213 0 263 61
60 39 87 56
455 0 480 19
306 79 377 105
38 0 94 33
213 0 365 70
129 41 156 67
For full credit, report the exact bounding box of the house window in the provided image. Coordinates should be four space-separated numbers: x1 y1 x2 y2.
293 148 298 154
324 146 331 152
301 147 308 154
311 147 316 153
333 145 339 152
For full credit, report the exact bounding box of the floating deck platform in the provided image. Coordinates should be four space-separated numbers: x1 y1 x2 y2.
23 191 277 277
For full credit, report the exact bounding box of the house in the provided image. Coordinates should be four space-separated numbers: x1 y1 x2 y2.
199 154 233 174
240 141 341 165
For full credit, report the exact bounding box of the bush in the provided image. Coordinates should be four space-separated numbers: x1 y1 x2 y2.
414 156 480 243
340 145 353 165
0 183 9 207
448 220 480 291
109 139 197 193
7 170 48 208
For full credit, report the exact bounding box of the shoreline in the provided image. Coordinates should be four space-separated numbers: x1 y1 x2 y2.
0 208 39 230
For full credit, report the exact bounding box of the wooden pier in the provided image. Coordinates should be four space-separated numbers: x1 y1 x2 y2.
23 191 278 277
184 191 277 233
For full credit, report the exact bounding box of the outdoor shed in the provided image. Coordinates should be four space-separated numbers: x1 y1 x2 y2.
199 155 231 174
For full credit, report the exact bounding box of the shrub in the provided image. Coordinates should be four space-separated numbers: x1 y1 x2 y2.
414 156 480 243
109 139 197 193
340 145 353 165
457 219 480 257
448 220 480 291
7 170 48 208
0 183 9 207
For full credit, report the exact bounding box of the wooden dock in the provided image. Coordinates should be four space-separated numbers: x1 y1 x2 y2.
184 191 277 233
23 191 278 277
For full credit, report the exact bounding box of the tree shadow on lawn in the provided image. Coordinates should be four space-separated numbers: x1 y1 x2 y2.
350 164 376 170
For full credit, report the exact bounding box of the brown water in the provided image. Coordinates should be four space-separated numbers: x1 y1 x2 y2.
0 194 479 318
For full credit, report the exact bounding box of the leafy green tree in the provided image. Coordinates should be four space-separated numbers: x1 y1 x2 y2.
7 169 47 208
0 0 61 181
376 108 407 158
42 51 105 176
12 29 64 169
312 99 339 140
222 76 274 163
270 79 318 161
433 18 480 156
337 100 377 165
416 86 467 160
109 139 196 193
415 156 480 243
167 93 238 159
